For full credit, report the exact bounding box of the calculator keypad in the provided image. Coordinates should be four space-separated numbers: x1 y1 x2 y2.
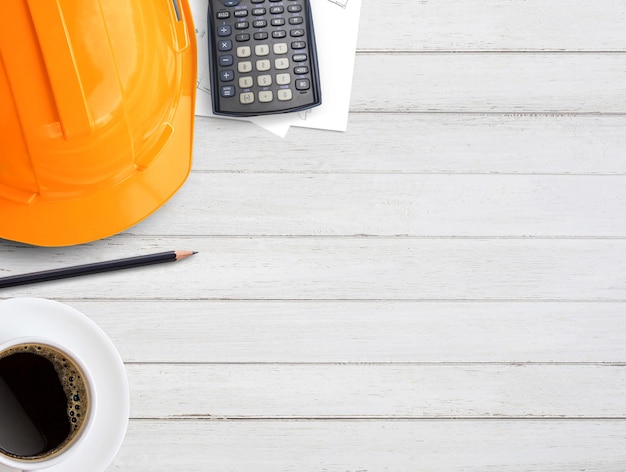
208 0 321 116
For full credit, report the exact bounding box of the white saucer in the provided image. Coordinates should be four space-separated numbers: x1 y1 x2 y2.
0 298 129 472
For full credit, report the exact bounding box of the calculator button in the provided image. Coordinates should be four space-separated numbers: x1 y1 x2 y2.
238 61 253 73
292 53 307 62
236 33 250 42
276 73 291 85
273 43 288 54
221 85 235 97
275 58 289 70
291 41 306 49
217 11 230 19
289 17 303 25
252 8 266 15
272 30 287 39
218 40 233 51
219 54 234 66
250 0 264 3
239 76 254 88
223 0 239 6
217 25 231 36
259 91 273 103
253 19 267 28
254 32 269 40
277 89 293 101
240 92 255 104
255 44 270 56
237 46 252 57
290 29 304 37
294 66 308 74
287 4 302 12
256 59 271 71
235 21 249 29
258 74 272 86
295 78 310 90
269 6 284 13
234 9 248 17
271 18 286 26
220 70 235 81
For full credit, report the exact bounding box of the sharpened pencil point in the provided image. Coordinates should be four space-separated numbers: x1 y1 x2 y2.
175 250 197 261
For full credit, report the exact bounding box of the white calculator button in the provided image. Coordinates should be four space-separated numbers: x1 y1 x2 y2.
240 92 255 104
276 73 291 85
238 61 253 73
239 76 254 88
259 91 274 103
256 59 271 71
277 89 293 101
275 58 289 70
273 43 288 55
258 74 273 86
255 44 270 56
237 46 251 58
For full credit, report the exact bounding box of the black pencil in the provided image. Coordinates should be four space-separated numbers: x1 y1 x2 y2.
0 250 197 289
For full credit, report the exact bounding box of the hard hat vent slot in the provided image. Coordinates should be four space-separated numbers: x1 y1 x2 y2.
0 182 37 205
135 123 175 171
169 0 189 51
172 0 182 21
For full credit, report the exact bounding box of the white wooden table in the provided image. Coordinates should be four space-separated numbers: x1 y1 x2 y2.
3 1 626 470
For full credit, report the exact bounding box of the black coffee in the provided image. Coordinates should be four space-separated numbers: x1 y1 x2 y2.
0 344 89 461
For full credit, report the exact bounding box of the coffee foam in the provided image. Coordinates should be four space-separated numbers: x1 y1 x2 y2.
0 343 90 460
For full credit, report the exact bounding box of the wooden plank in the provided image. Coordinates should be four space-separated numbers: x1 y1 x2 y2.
72 300 626 363
125 364 626 419
350 53 626 113
2 238 626 300
128 174 626 237
110 420 626 471
359 0 626 51
193 114 626 174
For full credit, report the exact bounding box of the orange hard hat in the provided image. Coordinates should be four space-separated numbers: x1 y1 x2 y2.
0 0 196 246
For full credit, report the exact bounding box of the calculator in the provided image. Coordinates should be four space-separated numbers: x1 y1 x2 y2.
206 0 322 116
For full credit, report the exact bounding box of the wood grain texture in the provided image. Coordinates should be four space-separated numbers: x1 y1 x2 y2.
132 174 626 236
350 53 626 113
1 1 625 470
3 238 626 301
192 114 626 174
359 0 626 51
125 363 626 418
74 300 626 363
113 420 626 472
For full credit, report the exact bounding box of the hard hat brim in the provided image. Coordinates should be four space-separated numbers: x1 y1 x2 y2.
1 95 194 247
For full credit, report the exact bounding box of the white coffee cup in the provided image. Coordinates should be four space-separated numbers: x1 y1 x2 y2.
0 336 97 471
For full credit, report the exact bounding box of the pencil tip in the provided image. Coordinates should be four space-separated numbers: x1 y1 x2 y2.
175 250 197 260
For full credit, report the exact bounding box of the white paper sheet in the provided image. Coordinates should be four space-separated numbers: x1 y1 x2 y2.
190 0 362 137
